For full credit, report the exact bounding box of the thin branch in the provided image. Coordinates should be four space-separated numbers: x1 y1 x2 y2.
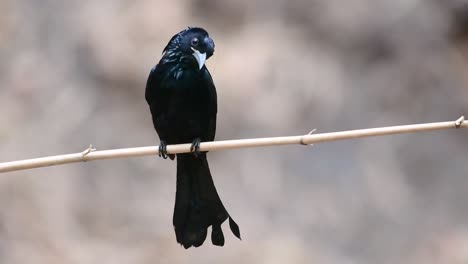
0 116 465 173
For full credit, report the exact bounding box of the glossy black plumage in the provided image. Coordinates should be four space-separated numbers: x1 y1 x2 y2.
145 27 240 249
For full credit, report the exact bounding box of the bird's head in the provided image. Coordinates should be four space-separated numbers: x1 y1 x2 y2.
162 27 215 70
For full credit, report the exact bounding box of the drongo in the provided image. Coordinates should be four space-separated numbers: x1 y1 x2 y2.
145 27 241 249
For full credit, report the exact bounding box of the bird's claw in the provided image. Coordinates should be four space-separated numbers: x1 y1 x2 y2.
158 141 169 159
190 138 201 157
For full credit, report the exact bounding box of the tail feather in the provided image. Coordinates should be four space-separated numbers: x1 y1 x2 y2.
173 153 240 248
229 217 241 240
211 224 225 246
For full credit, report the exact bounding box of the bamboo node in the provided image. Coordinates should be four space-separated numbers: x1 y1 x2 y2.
455 116 465 128
81 145 96 161
301 129 317 146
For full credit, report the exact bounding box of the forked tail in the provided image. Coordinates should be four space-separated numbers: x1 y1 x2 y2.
173 153 241 248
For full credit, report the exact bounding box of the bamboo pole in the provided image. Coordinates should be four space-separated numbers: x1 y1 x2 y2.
0 116 465 173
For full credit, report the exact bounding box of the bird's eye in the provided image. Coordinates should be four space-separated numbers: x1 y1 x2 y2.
191 38 199 46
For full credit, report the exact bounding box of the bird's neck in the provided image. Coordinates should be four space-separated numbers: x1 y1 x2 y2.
161 55 201 72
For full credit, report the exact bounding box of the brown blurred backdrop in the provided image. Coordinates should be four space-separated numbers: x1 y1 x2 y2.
1 0 468 263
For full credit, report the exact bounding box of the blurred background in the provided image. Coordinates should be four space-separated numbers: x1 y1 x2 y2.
1 0 468 263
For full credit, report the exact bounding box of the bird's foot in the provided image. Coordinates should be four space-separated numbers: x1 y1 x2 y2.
158 141 169 159
190 138 201 157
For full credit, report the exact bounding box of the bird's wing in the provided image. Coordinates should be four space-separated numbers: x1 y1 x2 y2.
145 65 159 104
145 64 173 141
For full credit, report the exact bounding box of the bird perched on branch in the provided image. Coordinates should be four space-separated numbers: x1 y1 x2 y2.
145 27 241 249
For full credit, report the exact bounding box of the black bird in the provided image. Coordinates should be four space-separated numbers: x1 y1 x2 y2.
145 27 241 249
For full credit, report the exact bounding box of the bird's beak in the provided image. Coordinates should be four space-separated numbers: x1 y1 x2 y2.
191 47 206 70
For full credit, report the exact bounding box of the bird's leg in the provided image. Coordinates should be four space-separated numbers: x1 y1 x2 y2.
158 141 169 159
190 138 201 157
